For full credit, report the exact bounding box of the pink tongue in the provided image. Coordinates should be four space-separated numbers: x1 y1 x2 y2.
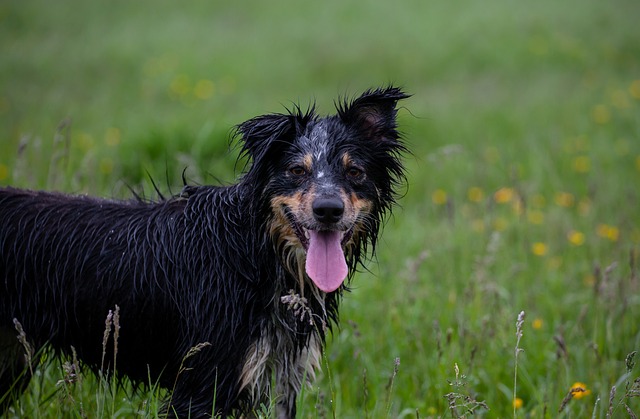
305 230 348 293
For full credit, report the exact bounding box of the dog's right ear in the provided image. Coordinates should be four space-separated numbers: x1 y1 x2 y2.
236 113 297 164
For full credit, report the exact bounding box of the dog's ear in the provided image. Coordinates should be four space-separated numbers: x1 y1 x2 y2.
235 113 297 163
337 86 410 143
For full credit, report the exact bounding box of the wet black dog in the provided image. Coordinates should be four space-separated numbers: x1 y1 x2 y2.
0 86 409 417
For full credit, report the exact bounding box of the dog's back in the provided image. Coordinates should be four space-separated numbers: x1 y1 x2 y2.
0 185 270 413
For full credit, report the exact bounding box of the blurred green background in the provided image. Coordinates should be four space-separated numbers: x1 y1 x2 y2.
1 0 640 417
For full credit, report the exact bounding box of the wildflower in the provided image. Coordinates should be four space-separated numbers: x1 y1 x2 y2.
531 194 546 208
494 187 514 204
610 89 631 109
467 187 484 203
564 135 588 153
532 318 543 330
570 382 592 399
578 199 591 216
527 210 544 225
194 79 215 100
531 242 548 257
0 163 8 181
567 230 586 246
77 132 95 151
554 192 575 208
483 146 500 164
630 79 640 100
615 139 630 156
105 127 121 147
169 74 191 98
493 217 509 231
431 189 448 205
512 199 524 215
583 274 596 287
513 397 524 409
471 219 485 233
99 158 114 175
572 156 590 173
591 104 610 124
546 256 563 270
597 224 619 242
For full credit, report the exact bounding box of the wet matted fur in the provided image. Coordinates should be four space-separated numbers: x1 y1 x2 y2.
0 86 409 417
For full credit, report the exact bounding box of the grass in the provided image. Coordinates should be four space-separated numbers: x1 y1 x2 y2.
1 0 640 417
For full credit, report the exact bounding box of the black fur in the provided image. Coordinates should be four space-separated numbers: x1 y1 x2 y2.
0 86 409 417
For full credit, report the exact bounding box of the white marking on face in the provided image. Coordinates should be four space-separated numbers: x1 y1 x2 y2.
311 123 328 161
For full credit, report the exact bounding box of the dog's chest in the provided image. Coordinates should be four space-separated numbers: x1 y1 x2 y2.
238 322 322 409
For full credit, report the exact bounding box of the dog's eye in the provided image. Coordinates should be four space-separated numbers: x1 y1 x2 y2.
289 166 307 176
346 167 364 179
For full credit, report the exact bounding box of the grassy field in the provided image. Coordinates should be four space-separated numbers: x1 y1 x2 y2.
2 0 640 417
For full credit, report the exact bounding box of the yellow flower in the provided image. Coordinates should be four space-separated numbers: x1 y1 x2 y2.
531 194 546 208
105 127 121 147
99 158 114 175
555 192 575 208
567 230 586 246
431 189 448 205
512 199 524 215
77 131 95 151
597 224 619 242
194 79 215 100
169 74 191 98
0 163 8 181
546 256 563 270
494 187 514 204
531 242 548 257
570 382 592 399
471 219 485 233
572 156 590 173
630 79 640 100
591 104 611 124
578 198 591 216
513 397 524 409
583 274 596 287
610 89 631 109
608 226 620 242
527 210 544 225
467 187 484 203
483 147 500 164
493 217 509 231
532 318 543 330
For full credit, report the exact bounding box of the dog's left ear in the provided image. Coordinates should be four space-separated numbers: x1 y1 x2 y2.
337 86 410 143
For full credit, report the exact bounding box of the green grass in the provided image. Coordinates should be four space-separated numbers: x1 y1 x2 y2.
2 0 640 417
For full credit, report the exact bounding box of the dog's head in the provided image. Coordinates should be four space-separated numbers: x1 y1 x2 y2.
236 86 409 293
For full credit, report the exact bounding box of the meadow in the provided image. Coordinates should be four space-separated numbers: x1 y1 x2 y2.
1 0 640 417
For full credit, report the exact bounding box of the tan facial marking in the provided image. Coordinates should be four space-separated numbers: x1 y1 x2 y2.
350 192 372 214
342 152 352 168
302 154 313 172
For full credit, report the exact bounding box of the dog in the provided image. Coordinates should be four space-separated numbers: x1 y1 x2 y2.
0 86 409 417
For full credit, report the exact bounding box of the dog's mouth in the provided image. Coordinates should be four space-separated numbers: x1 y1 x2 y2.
284 209 353 293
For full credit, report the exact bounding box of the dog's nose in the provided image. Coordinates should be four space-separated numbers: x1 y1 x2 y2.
312 198 344 224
